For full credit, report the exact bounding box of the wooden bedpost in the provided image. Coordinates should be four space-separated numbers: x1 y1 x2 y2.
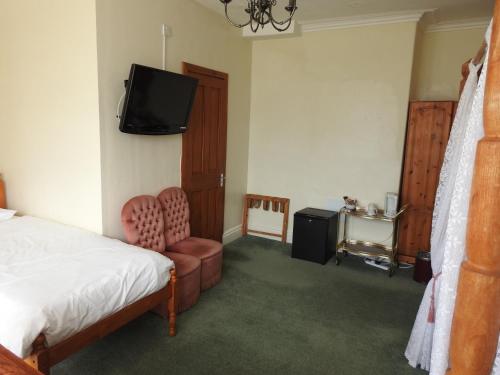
447 5 500 374
24 335 50 375
168 268 177 337
0 175 6 209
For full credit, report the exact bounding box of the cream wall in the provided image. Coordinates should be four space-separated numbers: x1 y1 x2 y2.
0 1 485 245
0 0 102 232
96 0 252 241
411 27 487 101
247 23 418 243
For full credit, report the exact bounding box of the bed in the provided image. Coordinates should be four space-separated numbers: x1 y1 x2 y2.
0 180 177 375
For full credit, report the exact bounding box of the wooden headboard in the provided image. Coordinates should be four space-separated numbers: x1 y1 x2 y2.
0 175 6 209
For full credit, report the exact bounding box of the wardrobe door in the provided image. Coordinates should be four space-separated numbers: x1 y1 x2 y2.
398 101 454 262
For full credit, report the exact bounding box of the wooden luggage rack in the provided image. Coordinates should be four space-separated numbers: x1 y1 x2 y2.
242 194 290 244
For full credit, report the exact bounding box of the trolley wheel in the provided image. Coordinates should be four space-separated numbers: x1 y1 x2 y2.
389 264 396 277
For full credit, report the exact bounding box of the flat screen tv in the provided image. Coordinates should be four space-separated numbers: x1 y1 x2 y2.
119 64 199 135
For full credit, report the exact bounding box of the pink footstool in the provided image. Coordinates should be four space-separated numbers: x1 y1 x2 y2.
164 251 201 313
158 187 223 291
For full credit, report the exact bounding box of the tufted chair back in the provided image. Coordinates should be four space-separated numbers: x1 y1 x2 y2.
121 195 166 253
157 187 191 247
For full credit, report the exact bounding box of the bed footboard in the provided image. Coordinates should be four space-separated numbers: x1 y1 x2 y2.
24 335 49 375
24 268 177 374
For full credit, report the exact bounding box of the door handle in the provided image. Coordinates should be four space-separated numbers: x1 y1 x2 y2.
220 173 226 187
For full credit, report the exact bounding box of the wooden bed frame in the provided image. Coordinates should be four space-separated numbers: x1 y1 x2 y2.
0 176 177 375
1 345 41 375
24 274 176 375
0 175 6 209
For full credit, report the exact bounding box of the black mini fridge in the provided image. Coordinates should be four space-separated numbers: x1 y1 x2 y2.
292 208 339 265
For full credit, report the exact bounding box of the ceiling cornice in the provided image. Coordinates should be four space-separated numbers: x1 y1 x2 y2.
299 9 435 33
425 18 490 33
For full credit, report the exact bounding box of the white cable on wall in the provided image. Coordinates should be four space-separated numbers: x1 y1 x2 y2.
116 92 126 119
116 24 170 121
161 24 181 184
161 24 168 70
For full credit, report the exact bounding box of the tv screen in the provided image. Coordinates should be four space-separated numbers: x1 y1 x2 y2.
119 64 199 135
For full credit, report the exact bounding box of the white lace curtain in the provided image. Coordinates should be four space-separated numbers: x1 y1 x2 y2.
405 21 500 374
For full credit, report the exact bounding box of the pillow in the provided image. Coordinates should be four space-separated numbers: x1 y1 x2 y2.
0 208 17 221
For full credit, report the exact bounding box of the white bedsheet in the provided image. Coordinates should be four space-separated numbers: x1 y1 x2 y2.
0 216 174 358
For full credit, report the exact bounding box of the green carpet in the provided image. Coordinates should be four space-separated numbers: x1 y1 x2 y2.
54 236 426 375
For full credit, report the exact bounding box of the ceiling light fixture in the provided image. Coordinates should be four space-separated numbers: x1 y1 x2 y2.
219 0 298 33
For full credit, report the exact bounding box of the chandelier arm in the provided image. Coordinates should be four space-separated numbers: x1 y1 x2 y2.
270 15 294 26
270 18 293 32
223 3 251 28
269 5 297 26
250 17 260 33
264 9 272 25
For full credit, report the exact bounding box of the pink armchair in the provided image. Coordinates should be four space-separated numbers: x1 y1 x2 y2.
121 195 201 313
158 187 223 291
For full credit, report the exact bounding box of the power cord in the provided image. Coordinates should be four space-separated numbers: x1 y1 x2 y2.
115 91 126 119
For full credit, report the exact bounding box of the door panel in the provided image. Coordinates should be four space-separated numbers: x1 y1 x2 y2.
398 101 454 260
182 63 228 242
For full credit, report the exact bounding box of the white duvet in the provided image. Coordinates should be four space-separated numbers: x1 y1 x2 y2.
0 216 174 358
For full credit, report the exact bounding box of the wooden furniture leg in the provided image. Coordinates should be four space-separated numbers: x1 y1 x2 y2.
447 6 500 373
24 335 49 375
242 195 249 236
168 268 177 337
281 200 290 244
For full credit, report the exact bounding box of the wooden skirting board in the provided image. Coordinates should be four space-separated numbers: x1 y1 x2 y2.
398 254 416 265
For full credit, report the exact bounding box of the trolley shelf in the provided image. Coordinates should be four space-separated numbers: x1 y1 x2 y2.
336 205 407 277
338 239 393 260
341 206 406 222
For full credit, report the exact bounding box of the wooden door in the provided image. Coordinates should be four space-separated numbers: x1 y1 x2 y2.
398 101 454 262
181 63 228 242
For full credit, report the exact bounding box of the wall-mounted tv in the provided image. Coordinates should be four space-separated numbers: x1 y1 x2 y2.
119 64 199 135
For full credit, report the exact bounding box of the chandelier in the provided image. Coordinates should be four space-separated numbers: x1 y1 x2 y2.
219 0 298 33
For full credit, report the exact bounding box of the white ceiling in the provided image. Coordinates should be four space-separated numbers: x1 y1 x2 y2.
195 0 494 24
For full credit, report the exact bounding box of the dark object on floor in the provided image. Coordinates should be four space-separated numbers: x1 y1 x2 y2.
292 208 338 265
414 251 433 284
158 187 223 291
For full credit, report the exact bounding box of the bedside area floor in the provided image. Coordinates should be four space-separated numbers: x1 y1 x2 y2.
54 236 426 375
